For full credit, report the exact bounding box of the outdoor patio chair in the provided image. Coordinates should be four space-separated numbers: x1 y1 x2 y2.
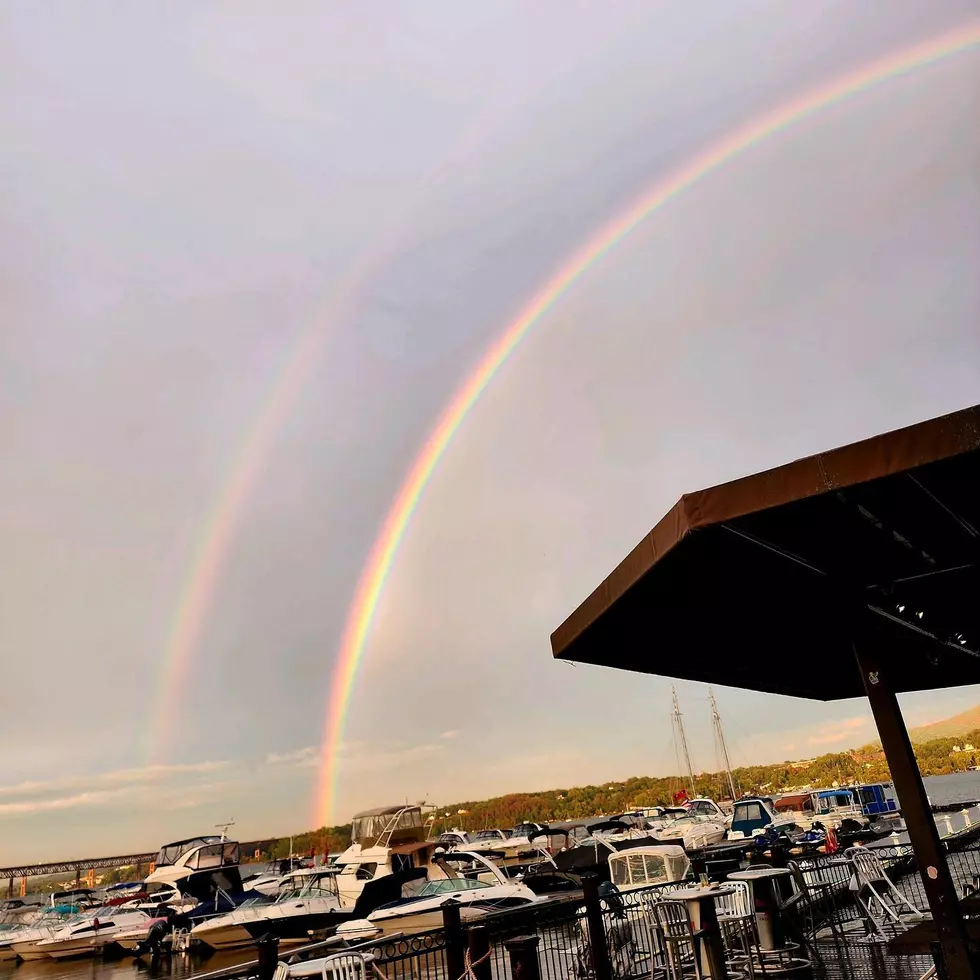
652 899 703 980
320 951 369 980
845 847 924 939
716 881 757 978
785 860 842 940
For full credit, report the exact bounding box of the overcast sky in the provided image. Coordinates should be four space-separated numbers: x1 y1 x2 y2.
2 0 979 864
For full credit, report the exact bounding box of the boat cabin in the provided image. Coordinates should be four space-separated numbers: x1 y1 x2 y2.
608 846 691 891
727 798 779 839
811 789 867 824
844 782 899 817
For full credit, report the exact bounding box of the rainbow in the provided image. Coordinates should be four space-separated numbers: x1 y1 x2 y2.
315 21 980 824
144 103 521 764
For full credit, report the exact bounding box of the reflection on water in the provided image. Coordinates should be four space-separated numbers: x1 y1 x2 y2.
0 948 256 980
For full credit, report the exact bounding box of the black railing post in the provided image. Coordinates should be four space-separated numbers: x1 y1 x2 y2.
255 933 280 980
467 925 493 980
505 935 541 980
853 634 977 980
442 899 465 980
582 874 612 980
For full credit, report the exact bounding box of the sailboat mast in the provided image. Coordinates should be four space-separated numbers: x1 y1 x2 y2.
671 687 697 797
710 688 738 801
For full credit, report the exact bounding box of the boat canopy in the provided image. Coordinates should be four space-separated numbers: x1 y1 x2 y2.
155 836 225 867
609 846 690 889
350 806 424 846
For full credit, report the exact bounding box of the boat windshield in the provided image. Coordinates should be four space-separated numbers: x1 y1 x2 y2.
417 878 490 898
474 830 503 841
278 876 339 902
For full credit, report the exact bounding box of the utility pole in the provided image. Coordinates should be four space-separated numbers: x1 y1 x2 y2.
671 686 697 797
709 687 738 802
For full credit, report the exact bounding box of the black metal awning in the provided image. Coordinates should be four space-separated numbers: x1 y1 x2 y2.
552 404 980 700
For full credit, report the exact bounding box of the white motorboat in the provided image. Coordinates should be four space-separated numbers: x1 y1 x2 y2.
334 805 441 907
242 871 283 897
35 907 152 959
336 850 539 940
191 869 344 951
0 900 42 927
144 835 244 902
656 813 727 849
4 907 83 961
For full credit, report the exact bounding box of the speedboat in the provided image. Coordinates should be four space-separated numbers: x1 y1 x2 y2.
4 906 84 960
0 900 42 927
656 813 727 849
242 871 283 897
35 906 152 959
191 869 345 951
336 850 539 940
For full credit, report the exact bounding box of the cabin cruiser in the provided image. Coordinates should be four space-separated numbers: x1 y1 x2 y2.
607 846 691 892
144 835 244 902
336 850 538 940
190 869 346 950
334 805 441 907
35 906 152 959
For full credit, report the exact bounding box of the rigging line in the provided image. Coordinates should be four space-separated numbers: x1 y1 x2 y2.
719 523 828 576
906 472 979 540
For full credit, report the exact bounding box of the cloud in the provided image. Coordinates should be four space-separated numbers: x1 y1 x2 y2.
0 760 231 801
806 717 870 747
439 731 458 739
265 747 319 768
336 740 446 774
0 787 137 816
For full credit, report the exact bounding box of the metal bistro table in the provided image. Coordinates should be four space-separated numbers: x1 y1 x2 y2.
667 885 735 980
728 868 795 951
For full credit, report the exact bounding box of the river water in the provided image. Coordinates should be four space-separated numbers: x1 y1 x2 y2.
5 772 980 980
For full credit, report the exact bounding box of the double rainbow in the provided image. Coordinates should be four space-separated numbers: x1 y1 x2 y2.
314 22 980 825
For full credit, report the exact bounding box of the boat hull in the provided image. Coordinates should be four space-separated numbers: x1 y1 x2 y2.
11 941 55 960
193 910 348 951
35 937 99 959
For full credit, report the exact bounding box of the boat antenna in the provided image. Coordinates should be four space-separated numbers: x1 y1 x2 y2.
709 688 738 802
215 818 235 842
671 686 697 798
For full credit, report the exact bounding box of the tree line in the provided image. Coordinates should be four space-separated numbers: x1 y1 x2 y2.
263 727 980 857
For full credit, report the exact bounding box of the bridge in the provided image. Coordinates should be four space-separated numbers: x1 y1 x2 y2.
0 839 281 883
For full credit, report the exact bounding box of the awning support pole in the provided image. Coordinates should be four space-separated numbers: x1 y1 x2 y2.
853 637 976 980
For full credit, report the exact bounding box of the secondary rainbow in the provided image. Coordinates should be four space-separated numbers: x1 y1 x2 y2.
315 21 980 824
143 104 518 764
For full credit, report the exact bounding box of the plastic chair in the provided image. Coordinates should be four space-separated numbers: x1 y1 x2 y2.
653 900 702 980
273 963 290 980
845 847 923 939
321 951 369 980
